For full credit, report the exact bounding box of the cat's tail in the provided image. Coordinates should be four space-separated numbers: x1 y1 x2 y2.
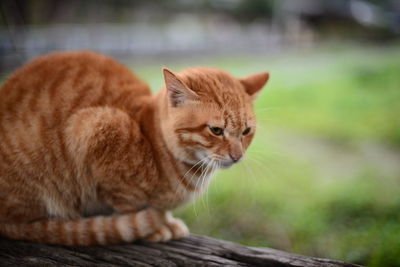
0 208 163 246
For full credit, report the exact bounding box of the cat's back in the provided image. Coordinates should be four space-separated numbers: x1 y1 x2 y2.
0 51 150 116
0 51 151 132
0 51 151 174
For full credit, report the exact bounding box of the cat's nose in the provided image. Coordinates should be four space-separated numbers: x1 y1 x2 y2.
229 153 242 163
229 141 243 163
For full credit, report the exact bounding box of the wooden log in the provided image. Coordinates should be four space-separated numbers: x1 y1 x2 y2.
0 234 362 266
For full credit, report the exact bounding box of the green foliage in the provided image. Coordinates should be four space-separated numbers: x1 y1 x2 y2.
260 49 400 147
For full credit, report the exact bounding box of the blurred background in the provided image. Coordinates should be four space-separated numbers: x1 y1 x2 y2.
1 0 400 266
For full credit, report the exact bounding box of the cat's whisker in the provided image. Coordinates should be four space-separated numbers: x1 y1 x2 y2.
242 157 260 189
182 157 208 182
190 156 212 216
200 158 213 189
247 150 280 165
241 160 260 205
247 151 281 162
207 160 219 202
188 157 209 191
211 154 225 161
198 159 212 212
204 159 217 215
206 159 218 212
174 156 208 201
246 154 277 180
192 160 209 215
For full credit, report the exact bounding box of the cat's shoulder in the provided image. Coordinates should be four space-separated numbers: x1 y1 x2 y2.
25 51 125 70
7 51 143 86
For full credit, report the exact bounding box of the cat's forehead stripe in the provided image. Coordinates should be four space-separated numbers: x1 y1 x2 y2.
224 106 245 131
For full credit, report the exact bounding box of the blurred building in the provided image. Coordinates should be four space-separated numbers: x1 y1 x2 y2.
1 0 399 74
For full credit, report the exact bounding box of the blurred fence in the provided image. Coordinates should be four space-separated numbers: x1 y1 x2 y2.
1 0 399 74
0 20 283 64
0 18 313 74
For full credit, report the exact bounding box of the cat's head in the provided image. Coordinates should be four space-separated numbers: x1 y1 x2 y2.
160 67 269 169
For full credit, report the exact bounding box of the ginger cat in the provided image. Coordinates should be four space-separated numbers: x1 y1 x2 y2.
0 51 269 246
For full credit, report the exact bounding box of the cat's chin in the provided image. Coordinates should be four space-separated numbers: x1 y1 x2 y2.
218 162 235 169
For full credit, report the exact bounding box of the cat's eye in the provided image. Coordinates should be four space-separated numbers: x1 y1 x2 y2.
242 127 251 136
209 126 224 136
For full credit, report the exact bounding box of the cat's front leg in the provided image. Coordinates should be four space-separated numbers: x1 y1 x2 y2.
97 184 189 242
98 189 187 242
144 211 189 242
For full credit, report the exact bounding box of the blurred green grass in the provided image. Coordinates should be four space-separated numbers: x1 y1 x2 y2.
135 44 400 266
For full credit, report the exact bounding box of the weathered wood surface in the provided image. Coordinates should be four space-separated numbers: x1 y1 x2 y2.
0 234 362 266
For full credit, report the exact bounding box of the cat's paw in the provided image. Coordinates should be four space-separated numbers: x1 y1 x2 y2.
144 216 189 242
166 217 189 239
144 225 173 242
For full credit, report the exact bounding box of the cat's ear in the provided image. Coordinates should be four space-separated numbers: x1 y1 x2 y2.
240 72 269 99
163 68 199 107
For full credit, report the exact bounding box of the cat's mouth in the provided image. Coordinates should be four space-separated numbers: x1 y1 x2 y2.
192 151 240 169
208 157 238 169
218 161 235 169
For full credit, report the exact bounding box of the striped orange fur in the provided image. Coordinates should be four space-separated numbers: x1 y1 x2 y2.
0 51 269 245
